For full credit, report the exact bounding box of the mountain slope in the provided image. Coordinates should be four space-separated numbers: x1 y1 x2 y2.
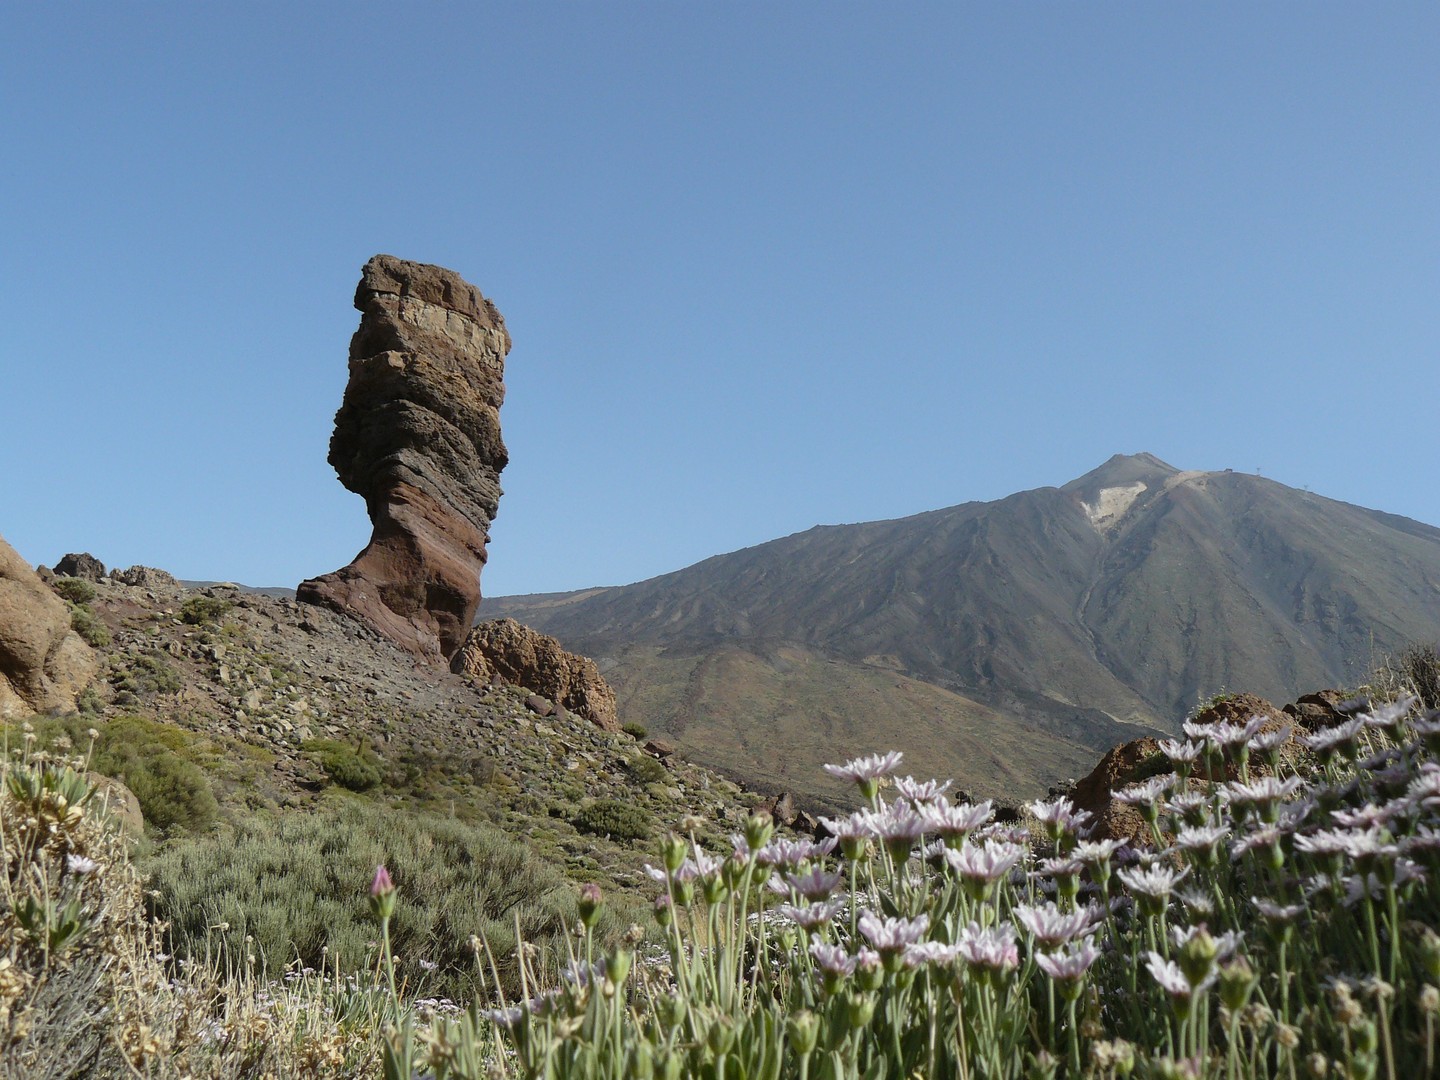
483 454 1440 798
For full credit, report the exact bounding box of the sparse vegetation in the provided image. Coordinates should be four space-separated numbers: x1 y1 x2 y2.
622 721 648 740
304 737 383 791
626 750 667 784
145 798 614 1001
51 576 96 604
67 601 111 646
1399 642 1440 710
180 594 234 625
573 797 653 840
109 651 183 698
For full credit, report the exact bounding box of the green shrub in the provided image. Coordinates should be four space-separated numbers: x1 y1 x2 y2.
626 752 667 784
68 603 111 647
573 798 653 840
180 595 234 626
84 715 218 834
109 652 182 697
303 738 383 792
622 721 648 740
143 800 623 1000
52 577 96 605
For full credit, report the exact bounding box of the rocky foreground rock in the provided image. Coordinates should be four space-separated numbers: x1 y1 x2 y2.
299 255 510 662
453 618 619 731
0 535 97 719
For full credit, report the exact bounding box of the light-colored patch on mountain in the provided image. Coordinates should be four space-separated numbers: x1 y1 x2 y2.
1081 482 1147 532
1163 470 1209 492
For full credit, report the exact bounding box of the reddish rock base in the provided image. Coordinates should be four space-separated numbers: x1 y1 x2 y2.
298 484 486 663
452 618 619 731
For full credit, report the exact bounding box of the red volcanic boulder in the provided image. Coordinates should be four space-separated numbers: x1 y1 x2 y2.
298 256 510 662
1 535 97 719
1070 736 1162 844
452 619 619 732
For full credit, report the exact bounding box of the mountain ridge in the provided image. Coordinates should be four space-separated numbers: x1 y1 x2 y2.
481 454 1440 801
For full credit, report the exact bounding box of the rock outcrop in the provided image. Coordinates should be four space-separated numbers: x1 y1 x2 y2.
0 535 98 719
452 618 619 731
54 553 107 582
298 256 510 662
110 565 179 589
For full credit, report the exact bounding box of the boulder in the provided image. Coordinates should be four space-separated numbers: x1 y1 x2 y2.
1283 689 1350 731
298 255 510 662
758 791 798 827
87 772 144 837
1069 736 1162 843
54 553 106 582
0 535 98 719
453 618 619 731
110 565 179 588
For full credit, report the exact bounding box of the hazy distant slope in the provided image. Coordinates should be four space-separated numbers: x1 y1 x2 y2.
483 454 1440 797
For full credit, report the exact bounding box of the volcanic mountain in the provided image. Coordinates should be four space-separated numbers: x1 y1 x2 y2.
482 454 1440 805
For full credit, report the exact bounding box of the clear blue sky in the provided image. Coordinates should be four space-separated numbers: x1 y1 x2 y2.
4 4 1437 595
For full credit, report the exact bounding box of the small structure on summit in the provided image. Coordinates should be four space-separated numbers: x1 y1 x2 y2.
298 255 510 662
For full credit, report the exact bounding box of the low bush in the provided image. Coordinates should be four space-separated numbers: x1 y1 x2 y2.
145 799 616 1001
1400 641 1440 710
625 751 667 784
573 798 653 840
621 721 648 740
68 602 111 647
308 739 384 792
110 651 182 697
52 576 96 604
181 594 234 625
91 715 219 834
5 712 219 835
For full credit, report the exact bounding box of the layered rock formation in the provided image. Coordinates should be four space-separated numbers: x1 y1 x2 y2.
0 535 97 719
452 618 619 731
298 256 510 662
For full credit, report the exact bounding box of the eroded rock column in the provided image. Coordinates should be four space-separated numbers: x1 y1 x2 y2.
298 255 510 662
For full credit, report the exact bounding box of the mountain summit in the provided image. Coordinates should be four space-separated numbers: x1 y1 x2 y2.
483 456 1440 802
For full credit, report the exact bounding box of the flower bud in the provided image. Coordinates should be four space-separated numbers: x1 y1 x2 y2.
577 883 603 929
787 1010 820 1056
662 833 688 873
658 1050 685 1080
745 812 774 851
607 948 633 986
1178 926 1218 988
706 1015 737 1056
629 1043 654 1080
846 993 876 1030
1219 956 1257 1012
368 865 396 921
1420 927 1440 982
1421 984 1440 1016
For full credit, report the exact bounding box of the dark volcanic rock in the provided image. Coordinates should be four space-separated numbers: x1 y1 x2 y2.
55 553 106 581
298 256 510 662
452 618 619 731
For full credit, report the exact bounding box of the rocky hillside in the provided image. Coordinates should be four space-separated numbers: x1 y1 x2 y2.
483 453 1440 804
38 568 759 892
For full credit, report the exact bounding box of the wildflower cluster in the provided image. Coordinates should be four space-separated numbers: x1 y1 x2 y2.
424 697 1440 1079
